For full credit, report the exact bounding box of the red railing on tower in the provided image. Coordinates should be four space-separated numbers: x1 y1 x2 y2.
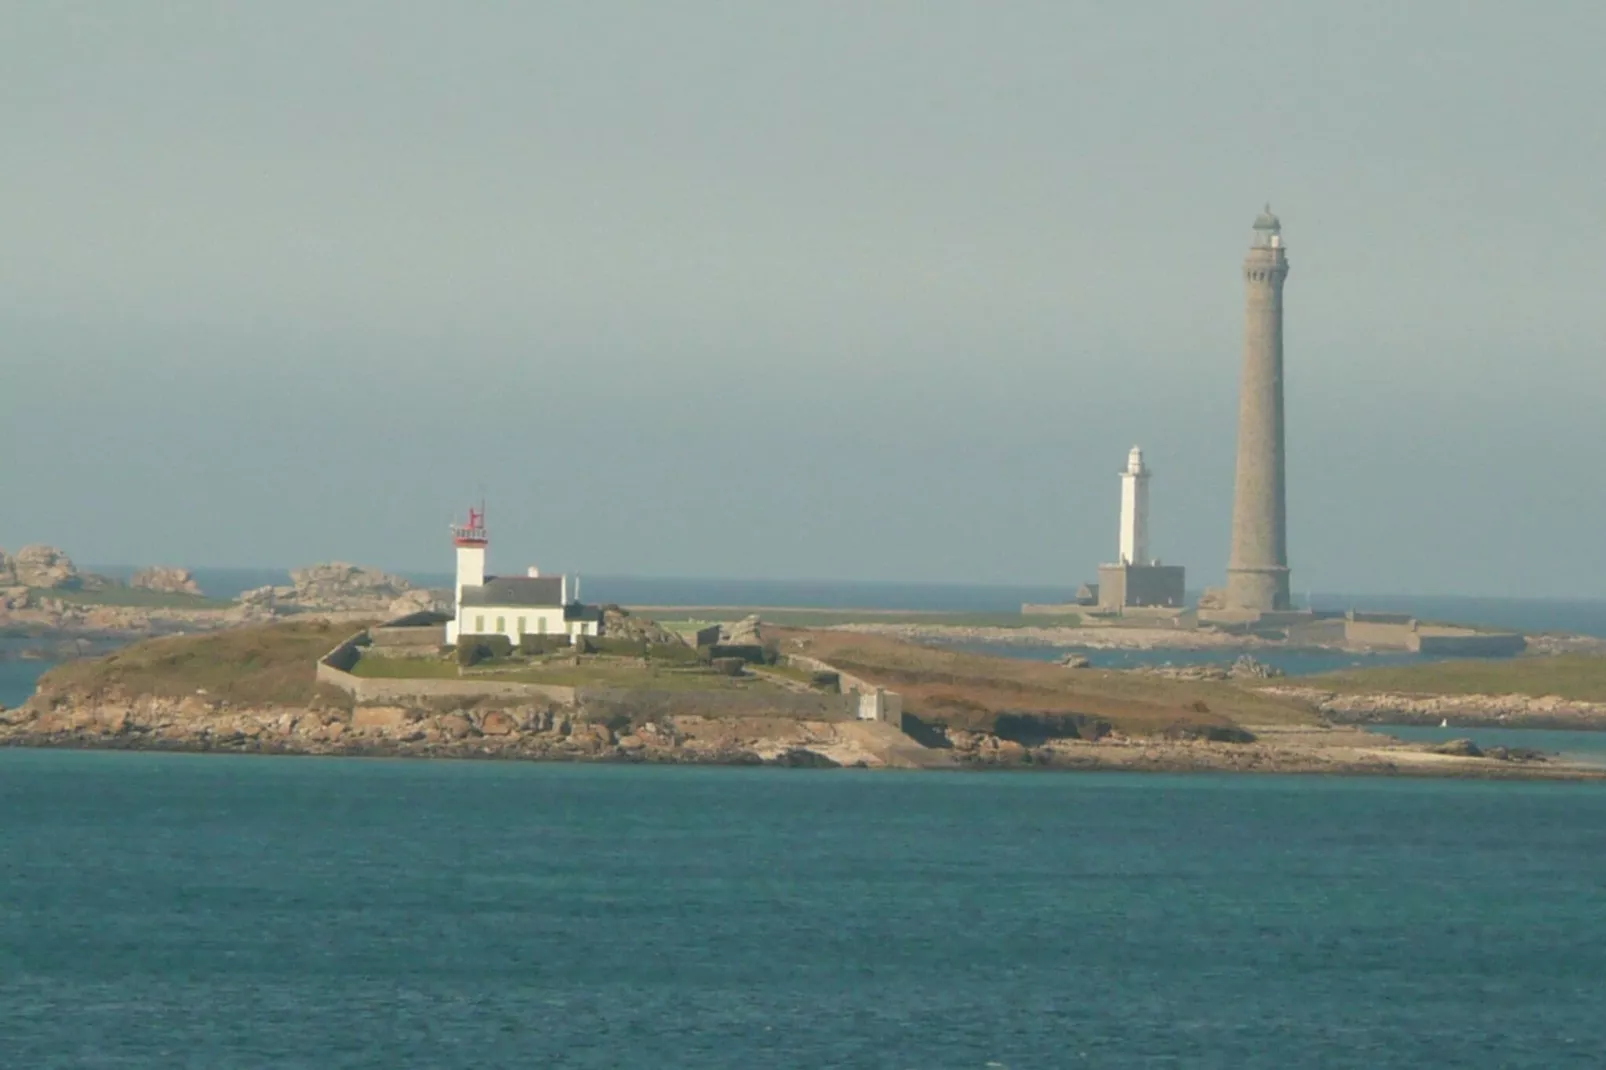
451 506 487 546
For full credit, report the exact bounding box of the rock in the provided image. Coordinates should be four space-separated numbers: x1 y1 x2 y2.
1228 655 1282 679
437 714 474 740
765 747 839 768
238 562 429 613
352 706 412 732
1057 654 1092 669
1 545 82 589
1431 738 1484 758
387 588 450 617
992 739 1028 762
947 729 980 751
130 566 202 596
721 615 763 645
478 711 517 736
599 607 683 645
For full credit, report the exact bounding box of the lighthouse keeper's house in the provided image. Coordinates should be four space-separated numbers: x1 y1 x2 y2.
443 509 602 646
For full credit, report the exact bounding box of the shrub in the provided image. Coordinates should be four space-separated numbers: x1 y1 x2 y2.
519 634 572 655
645 641 699 664
456 634 513 666
591 637 647 658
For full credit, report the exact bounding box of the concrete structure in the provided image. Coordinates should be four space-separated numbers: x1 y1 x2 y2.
1225 206 1293 612
1097 562 1186 610
444 508 601 645
1098 446 1186 610
1118 446 1151 566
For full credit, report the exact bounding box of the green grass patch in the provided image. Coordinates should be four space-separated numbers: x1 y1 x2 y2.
351 652 783 692
34 619 370 707
27 587 233 610
1306 654 1606 702
350 656 460 679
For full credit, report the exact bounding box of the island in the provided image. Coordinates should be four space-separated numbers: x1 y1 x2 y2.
4 606 1603 781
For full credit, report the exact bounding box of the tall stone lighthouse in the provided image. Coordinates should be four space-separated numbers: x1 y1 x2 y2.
1225 206 1292 612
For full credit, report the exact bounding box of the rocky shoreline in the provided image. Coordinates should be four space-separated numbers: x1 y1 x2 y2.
1263 686 1606 731
5 693 1603 781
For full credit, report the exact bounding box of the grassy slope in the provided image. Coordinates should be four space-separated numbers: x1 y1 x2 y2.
33 619 369 707
352 653 782 692
26 587 233 610
643 608 1083 629
1307 654 1606 702
780 628 1315 734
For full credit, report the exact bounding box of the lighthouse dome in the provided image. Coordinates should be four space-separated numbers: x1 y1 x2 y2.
1253 205 1281 231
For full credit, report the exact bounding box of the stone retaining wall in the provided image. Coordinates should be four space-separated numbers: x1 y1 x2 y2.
782 654 904 725
316 631 578 705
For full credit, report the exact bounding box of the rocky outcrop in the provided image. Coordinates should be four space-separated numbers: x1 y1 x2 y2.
1135 655 1283 681
1265 685 1606 730
130 567 202 596
599 607 683 645
0 545 83 589
234 563 446 616
722 614 764 645
0 691 895 768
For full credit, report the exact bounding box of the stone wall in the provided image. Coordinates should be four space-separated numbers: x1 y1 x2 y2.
1410 630 1526 657
1342 620 1416 650
1098 563 1186 610
316 631 578 705
575 687 857 723
370 624 446 649
782 654 904 725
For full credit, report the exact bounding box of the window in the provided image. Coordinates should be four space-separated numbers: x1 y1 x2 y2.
517 616 526 635
475 615 484 632
496 616 505 633
538 617 548 635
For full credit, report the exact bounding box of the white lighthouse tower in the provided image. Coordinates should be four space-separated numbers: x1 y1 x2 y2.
452 506 488 605
1118 446 1151 566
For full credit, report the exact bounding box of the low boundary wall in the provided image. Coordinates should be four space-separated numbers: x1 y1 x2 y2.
316 631 578 706
783 654 905 725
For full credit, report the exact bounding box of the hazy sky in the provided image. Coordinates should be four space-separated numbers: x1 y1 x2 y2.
4 2 1603 596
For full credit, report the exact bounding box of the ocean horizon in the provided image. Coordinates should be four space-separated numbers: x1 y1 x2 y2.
84 566 1606 639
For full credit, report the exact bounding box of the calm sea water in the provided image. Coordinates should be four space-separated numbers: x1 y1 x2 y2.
2 752 1604 1068
1378 724 1606 765
0 660 51 708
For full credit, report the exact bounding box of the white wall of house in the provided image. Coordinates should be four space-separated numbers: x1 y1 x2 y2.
447 604 597 645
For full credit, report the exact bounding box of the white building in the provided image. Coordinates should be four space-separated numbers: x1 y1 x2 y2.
444 508 601 645
1118 445 1152 566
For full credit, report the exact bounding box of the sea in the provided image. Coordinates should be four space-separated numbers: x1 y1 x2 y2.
2 752 1604 1068
80 567 1606 638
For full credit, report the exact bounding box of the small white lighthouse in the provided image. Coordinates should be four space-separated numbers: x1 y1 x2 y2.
452 506 488 604
1118 446 1151 566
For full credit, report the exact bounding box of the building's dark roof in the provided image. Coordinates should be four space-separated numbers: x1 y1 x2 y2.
564 603 603 623
459 576 565 608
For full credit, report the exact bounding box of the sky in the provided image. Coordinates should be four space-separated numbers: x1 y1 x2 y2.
3 1 1603 597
